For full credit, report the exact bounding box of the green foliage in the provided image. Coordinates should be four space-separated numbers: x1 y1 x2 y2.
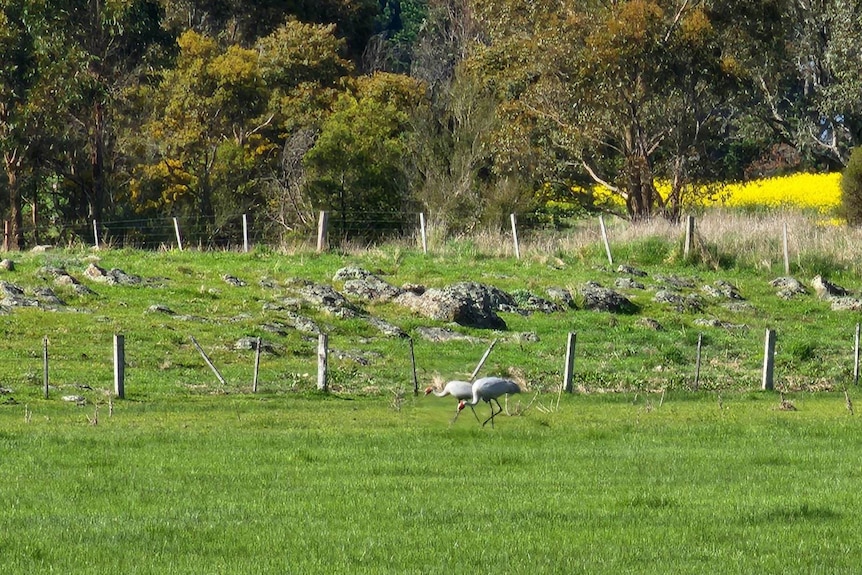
304 72 425 239
841 146 862 225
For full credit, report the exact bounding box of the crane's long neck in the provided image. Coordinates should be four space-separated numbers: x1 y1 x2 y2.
432 390 449 397
469 386 481 406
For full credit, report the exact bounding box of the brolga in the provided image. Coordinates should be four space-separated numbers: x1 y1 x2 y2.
425 380 480 424
458 376 521 427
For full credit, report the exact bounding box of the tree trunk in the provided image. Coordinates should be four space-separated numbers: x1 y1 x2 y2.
90 100 105 222
4 155 24 250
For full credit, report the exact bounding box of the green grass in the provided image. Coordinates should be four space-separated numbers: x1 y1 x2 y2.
2 393 862 573
1 227 862 572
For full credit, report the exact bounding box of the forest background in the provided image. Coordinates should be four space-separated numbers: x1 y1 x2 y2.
2 0 861 249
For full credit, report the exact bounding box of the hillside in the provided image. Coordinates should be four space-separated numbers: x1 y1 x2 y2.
0 235 859 407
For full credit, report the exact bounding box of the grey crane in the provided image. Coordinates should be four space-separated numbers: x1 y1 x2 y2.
425 380 480 424
458 376 521 427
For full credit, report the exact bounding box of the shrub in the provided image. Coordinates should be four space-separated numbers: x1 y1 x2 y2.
841 147 862 225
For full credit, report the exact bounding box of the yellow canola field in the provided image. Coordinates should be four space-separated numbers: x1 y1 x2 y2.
590 172 841 214
718 172 841 213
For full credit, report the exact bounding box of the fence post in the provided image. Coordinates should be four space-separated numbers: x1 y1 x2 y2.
563 332 577 393
470 339 498 382
409 337 418 396
43 336 49 399
599 215 613 266
693 333 703 391
242 214 250 253
419 213 428 255
684 215 695 260
317 333 329 392
854 323 860 387
252 336 262 393
317 211 329 253
173 217 184 251
93 220 101 250
114 334 125 399
762 328 776 391
782 222 790 275
510 213 520 259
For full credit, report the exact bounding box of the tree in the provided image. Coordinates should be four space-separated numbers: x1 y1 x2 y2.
130 30 274 237
304 72 425 239
470 0 767 221
0 0 91 248
841 147 862 225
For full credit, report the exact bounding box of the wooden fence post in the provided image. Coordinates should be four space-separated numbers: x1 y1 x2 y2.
114 334 125 399
599 215 613 266
563 332 577 393
242 214 250 253
854 322 860 387
510 213 520 259
252 336 262 393
317 333 329 392
693 333 703 391
43 336 49 399
317 211 329 253
684 215 695 260
190 336 227 388
762 328 776 391
93 220 101 250
419 213 428 255
409 337 418 396
470 339 498 381
173 217 184 251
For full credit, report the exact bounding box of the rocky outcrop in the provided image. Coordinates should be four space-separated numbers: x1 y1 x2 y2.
770 277 807 299
84 263 141 285
579 281 637 314
395 282 508 330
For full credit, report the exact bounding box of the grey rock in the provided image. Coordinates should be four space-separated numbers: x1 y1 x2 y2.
281 311 321 335
579 281 637 314
223 274 246 287
702 280 744 300
84 263 141 285
234 337 278 353
395 282 509 329
617 264 647 277
770 276 808 299
693 318 746 329
812 275 849 299
615 277 645 290
830 297 862 312
147 304 176 315
365 316 407 338
546 287 575 308
413 326 483 343
654 290 703 312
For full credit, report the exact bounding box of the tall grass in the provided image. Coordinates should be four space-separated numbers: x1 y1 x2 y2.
394 210 862 276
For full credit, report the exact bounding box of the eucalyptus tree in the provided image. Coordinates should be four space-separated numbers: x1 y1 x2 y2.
469 0 781 221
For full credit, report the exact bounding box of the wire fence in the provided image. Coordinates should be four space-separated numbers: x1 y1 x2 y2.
8 210 422 251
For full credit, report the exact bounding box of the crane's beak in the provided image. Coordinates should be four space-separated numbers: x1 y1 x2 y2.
457 401 466 411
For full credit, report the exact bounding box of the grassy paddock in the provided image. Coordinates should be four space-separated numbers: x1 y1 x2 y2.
2 393 862 574
1 209 862 572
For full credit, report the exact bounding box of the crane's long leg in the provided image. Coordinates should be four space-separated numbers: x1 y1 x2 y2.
468 404 480 423
482 398 504 427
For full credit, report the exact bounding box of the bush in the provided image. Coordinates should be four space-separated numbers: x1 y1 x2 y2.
841 147 862 225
